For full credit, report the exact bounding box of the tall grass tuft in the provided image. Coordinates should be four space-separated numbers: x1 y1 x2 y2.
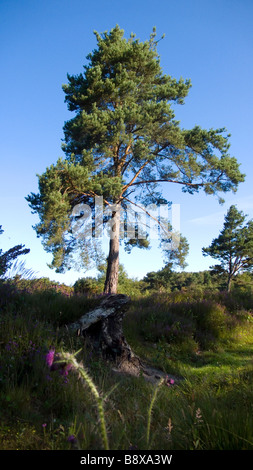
146 378 164 449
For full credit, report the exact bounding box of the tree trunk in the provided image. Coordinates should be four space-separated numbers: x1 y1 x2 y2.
227 275 232 292
104 208 120 294
227 256 233 292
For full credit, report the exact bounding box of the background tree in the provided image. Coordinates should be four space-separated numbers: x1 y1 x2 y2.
26 26 245 293
202 205 253 292
0 225 30 278
163 235 189 271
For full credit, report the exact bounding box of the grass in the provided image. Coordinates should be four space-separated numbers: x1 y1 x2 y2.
0 278 253 450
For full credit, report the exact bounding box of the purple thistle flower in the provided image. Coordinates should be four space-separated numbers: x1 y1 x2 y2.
60 363 72 384
63 363 72 376
166 376 175 387
45 349 55 368
67 434 77 444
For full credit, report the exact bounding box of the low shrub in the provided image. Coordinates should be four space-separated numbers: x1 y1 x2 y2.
128 294 250 353
74 277 101 296
0 279 21 311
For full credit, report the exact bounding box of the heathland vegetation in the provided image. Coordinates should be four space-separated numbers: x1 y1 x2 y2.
1 266 253 450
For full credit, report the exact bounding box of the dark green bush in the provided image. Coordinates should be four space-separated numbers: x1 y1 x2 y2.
128 294 246 352
74 277 101 295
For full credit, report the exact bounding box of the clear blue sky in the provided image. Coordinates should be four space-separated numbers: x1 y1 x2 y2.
1 0 253 285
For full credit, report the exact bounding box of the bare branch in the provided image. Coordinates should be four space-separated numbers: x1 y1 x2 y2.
127 178 202 190
121 161 150 195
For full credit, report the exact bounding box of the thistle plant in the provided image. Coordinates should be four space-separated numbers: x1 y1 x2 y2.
48 349 109 450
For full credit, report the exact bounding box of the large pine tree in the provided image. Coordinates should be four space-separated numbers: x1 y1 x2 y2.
26 26 245 293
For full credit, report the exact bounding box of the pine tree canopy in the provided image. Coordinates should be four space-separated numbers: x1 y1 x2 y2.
26 25 245 281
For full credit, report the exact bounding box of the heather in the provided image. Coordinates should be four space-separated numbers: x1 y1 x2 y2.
1 275 253 450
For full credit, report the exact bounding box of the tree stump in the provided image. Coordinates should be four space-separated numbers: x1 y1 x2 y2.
68 294 139 370
68 294 177 384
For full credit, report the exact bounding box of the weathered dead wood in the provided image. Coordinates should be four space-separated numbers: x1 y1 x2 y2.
69 294 130 335
68 294 177 384
68 294 136 363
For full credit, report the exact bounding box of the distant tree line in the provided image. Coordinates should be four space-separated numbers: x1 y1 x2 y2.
142 267 253 294
73 264 253 297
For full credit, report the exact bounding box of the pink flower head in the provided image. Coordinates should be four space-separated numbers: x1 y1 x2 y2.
166 376 175 386
60 363 72 377
46 349 55 368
